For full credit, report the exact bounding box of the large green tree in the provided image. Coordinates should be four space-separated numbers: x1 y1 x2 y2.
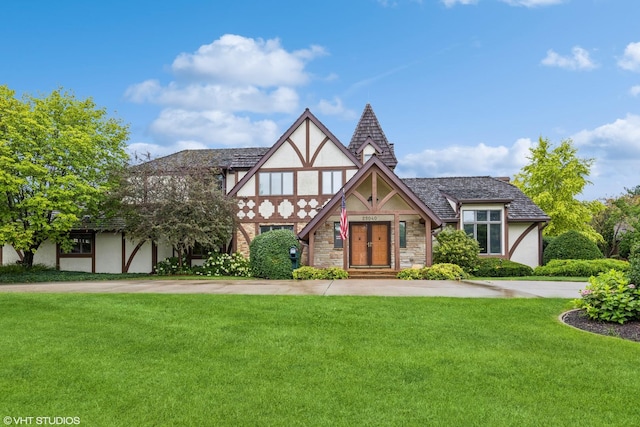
513 137 603 242
592 186 640 257
0 85 129 266
112 154 237 268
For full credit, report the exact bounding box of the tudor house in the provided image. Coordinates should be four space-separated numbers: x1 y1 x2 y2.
1 105 550 273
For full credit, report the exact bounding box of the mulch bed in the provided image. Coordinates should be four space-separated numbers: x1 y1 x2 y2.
561 309 640 342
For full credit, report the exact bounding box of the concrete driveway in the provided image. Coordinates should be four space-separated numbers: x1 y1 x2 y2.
0 278 586 298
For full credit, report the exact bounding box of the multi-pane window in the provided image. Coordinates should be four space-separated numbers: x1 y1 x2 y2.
463 210 502 255
60 234 93 255
322 171 343 194
259 225 294 234
259 172 293 196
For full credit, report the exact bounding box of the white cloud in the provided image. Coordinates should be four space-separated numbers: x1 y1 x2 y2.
541 46 597 70
125 34 330 150
396 138 532 178
171 34 326 86
501 0 565 7
618 42 640 72
149 109 280 147
316 97 357 119
631 85 640 97
441 0 477 7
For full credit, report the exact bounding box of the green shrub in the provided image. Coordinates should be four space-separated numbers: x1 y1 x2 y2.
533 259 629 277
397 268 423 280
397 263 468 280
619 231 640 259
543 230 603 265
433 227 480 272
155 257 192 275
423 263 469 280
472 258 533 277
323 267 349 279
293 266 349 280
249 229 300 280
573 270 640 324
196 252 251 277
628 243 640 285
293 266 324 280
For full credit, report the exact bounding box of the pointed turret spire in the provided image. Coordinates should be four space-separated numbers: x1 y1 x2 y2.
348 104 398 169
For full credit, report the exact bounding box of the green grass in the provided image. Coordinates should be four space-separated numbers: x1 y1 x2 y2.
0 265 151 283
1 295 639 426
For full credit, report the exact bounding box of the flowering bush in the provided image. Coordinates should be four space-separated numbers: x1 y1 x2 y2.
154 257 192 275
573 269 640 324
197 252 251 277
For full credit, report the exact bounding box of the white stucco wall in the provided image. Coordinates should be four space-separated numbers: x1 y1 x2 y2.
508 222 540 268
297 170 318 195
125 239 153 274
95 233 122 273
237 175 256 197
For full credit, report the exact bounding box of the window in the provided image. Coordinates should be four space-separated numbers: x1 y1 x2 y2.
463 210 502 255
334 222 343 248
399 221 407 248
322 171 343 194
60 233 93 255
259 225 294 234
259 172 293 195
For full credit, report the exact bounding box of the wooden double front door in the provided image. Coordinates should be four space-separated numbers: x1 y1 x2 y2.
350 222 390 267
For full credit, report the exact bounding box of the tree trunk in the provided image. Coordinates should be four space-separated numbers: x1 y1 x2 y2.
22 250 35 268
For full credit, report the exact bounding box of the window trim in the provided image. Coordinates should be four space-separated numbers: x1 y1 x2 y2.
462 209 503 255
322 170 343 195
59 233 94 257
259 225 294 234
259 172 294 196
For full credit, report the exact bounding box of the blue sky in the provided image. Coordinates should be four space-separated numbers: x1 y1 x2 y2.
2 0 640 201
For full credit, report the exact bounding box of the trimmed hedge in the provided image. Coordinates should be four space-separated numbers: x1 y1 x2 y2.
534 258 630 277
543 230 603 265
472 258 533 277
249 229 300 280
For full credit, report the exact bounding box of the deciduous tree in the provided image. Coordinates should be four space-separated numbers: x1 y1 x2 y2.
0 85 129 266
513 137 603 242
112 154 237 268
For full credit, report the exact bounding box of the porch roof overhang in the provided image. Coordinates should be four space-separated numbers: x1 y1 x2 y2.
298 156 442 242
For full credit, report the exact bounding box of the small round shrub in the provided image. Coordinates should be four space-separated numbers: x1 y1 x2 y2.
249 229 300 279
155 257 192 275
397 268 423 280
534 258 629 277
472 258 533 277
543 230 603 265
573 269 640 324
323 267 349 279
293 266 324 280
433 227 480 272
422 263 469 280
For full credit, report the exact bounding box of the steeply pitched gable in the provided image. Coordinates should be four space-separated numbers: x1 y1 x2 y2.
348 104 398 169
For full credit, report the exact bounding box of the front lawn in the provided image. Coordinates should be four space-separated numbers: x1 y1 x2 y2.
1 295 638 426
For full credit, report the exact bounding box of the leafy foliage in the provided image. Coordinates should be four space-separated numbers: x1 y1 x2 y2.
542 230 603 265
513 137 603 242
534 259 629 277
433 227 480 272
0 85 129 266
628 244 640 286
196 252 250 277
154 257 192 276
472 258 533 277
397 263 469 280
573 270 640 324
591 186 640 257
249 229 300 279
292 266 349 280
111 153 237 267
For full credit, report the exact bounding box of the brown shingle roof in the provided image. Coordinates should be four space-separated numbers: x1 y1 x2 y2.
348 104 398 169
402 176 550 222
137 148 269 172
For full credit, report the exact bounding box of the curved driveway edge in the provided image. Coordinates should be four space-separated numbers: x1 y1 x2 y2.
0 279 585 298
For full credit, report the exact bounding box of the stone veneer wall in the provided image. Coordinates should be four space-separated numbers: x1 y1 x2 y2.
399 217 426 269
313 220 344 268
